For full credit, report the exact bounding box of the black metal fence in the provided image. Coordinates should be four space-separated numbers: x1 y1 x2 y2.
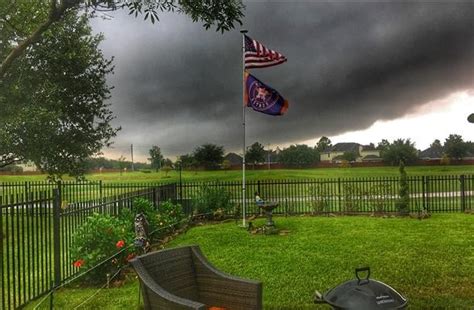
1 175 473 309
179 175 474 215
0 183 176 310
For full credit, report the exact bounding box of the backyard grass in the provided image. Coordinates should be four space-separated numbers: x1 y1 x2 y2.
27 213 474 309
1 165 474 183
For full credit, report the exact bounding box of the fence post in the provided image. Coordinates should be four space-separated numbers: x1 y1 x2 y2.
337 178 342 213
153 187 157 208
422 176 426 211
53 188 61 287
460 175 466 212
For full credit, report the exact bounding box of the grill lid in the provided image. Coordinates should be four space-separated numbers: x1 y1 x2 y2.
323 267 407 309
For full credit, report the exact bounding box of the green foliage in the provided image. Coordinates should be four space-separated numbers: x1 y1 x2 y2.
178 154 197 169
316 136 332 152
70 213 134 284
0 1 244 77
192 183 233 217
444 134 468 160
246 142 266 164
161 165 172 177
278 144 319 167
120 198 158 233
395 161 410 215
149 146 164 172
221 159 231 171
0 12 118 178
308 182 330 213
155 200 186 237
368 183 392 213
341 151 358 162
193 144 224 169
342 184 363 212
379 138 418 165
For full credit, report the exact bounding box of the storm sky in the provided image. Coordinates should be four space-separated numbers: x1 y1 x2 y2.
91 1 474 162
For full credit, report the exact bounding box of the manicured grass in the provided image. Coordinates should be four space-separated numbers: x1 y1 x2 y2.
27 214 474 309
2 165 474 183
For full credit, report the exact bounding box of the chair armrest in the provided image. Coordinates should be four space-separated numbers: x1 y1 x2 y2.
191 247 262 310
131 258 207 310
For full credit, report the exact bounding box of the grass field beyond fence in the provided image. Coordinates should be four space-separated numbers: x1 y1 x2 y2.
26 214 474 309
1 165 474 183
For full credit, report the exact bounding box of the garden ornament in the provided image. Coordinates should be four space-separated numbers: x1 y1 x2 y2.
134 213 150 253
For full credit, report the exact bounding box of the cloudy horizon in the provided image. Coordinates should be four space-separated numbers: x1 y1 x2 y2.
91 1 474 163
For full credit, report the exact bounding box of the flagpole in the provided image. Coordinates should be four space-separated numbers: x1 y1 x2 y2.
241 29 248 227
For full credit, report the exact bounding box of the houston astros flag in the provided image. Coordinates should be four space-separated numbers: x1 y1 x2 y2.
245 71 288 116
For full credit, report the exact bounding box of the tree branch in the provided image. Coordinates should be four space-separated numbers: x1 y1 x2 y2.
0 0 68 79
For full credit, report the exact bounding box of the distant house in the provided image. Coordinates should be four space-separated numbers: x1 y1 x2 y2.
224 153 242 165
419 146 444 160
320 143 381 163
17 161 38 172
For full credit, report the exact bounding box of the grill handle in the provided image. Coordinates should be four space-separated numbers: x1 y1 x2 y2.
313 290 326 304
355 267 371 284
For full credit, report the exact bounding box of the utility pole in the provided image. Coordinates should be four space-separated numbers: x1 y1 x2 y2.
130 144 135 171
267 143 271 170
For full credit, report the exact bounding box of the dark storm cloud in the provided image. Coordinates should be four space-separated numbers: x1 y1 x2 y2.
91 1 474 158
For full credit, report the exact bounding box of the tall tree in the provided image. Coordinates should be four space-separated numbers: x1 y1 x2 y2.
316 136 332 152
193 144 224 169
0 12 118 178
444 134 468 160
279 144 320 167
149 146 164 172
0 0 245 78
380 139 418 165
178 154 196 169
246 142 266 164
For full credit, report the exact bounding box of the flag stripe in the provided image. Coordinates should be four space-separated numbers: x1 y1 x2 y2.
244 35 286 69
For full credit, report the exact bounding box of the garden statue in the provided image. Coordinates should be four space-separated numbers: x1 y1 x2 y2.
134 213 150 253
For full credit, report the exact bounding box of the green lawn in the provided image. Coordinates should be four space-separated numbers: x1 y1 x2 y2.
2 165 474 183
27 214 474 309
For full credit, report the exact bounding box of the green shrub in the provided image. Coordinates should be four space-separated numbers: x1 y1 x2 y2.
396 161 410 215
154 200 186 237
342 184 363 213
308 182 330 214
120 198 159 238
192 183 233 218
70 213 135 284
368 183 392 213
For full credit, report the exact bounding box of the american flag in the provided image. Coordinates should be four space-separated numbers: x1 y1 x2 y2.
244 35 287 69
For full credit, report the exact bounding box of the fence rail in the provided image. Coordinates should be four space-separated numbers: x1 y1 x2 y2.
1 175 473 309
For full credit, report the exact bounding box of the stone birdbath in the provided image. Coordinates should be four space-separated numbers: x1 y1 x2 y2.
257 202 279 233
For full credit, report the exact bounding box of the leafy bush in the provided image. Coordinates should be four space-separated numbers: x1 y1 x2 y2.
192 184 233 218
120 198 159 238
342 184 363 213
368 183 392 213
154 200 186 237
396 161 410 215
70 213 135 284
308 183 330 214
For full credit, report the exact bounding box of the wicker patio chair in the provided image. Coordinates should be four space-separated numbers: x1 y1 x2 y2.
130 245 263 310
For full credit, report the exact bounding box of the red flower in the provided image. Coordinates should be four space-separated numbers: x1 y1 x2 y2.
73 259 85 268
126 253 136 262
116 240 125 248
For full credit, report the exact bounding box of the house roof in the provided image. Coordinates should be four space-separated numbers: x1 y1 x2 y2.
362 154 382 161
361 145 376 151
323 143 360 153
224 152 242 165
419 147 444 159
